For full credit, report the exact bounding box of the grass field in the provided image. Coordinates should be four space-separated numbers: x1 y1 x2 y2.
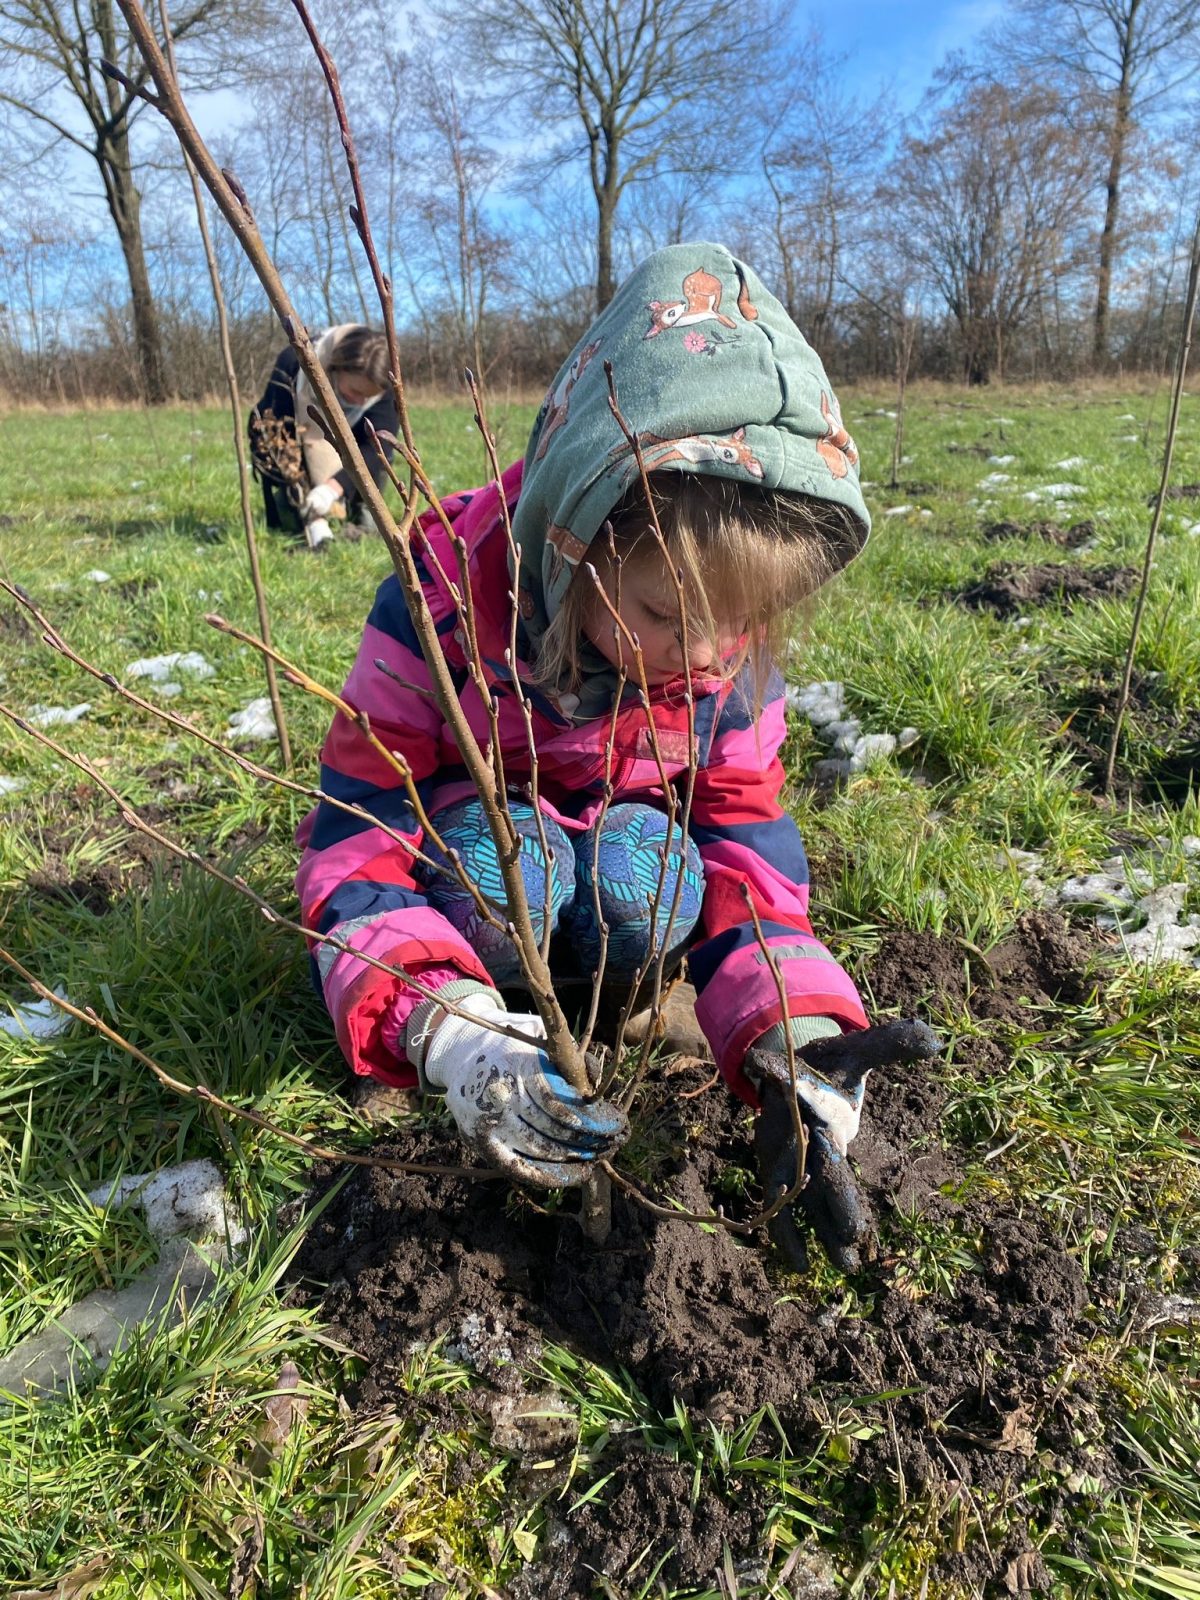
1 386 1199 1598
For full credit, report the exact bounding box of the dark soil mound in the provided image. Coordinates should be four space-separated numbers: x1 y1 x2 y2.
1044 666 1200 804
1159 483 1200 501
958 562 1136 617
982 519 1096 547
291 916 1107 1596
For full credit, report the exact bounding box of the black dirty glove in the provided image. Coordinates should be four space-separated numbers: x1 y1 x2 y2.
747 1018 942 1273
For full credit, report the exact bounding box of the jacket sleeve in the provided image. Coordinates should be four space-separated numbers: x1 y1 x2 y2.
295 565 494 1085
687 670 868 1104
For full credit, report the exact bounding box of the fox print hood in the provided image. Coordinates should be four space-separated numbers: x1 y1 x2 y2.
512 241 871 657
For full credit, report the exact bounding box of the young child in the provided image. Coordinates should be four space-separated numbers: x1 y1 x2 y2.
296 244 915 1269
249 323 398 549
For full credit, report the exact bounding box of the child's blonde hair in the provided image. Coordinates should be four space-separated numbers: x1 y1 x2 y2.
534 472 862 706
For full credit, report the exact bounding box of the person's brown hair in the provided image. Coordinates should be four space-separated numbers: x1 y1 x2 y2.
326 325 390 393
534 472 863 707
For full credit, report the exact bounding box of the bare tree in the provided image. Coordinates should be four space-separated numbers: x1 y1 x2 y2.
999 0 1200 364
884 71 1094 383
403 69 509 382
441 0 780 311
748 35 889 349
0 0 254 402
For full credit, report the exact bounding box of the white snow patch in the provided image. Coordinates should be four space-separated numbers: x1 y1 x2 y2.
884 504 914 517
0 776 26 796
83 570 112 583
0 1158 245 1398
987 455 1017 466
228 696 277 742
1053 457 1088 470
979 473 1012 487
1023 483 1085 502
87 1158 246 1247
27 703 91 727
786 681 920 776
1117 434 1139 442
125 651 215 684
1 988 70 1041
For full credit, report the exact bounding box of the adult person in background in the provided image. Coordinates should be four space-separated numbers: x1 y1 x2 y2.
249 324 398 550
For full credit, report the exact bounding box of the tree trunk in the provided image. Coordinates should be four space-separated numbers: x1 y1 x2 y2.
1094 21 1137 367
596 189 616 311
98 133 168 405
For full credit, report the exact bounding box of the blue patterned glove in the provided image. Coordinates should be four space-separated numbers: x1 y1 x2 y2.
747 1019 941 1272
418 992 628 1187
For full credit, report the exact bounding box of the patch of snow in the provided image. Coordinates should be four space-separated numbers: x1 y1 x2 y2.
0 988 70 1041
27 703 91 727
1053 456 1088 469
0 776 26 796
154 682 183 698
787 681 919 775
125 651 215 683
786 682 846 726
987 455 1017 465
884 504 914 517
228 696 277 742
1117 434 1139 442
979 473 1012 487
1117 413 1136 421
83 570 112 583
1024 483 1085 502
88 1158 246 1247
0 1158 245 1398
129 479 145 490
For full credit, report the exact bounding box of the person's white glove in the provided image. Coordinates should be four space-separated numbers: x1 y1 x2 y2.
420 992 628 1187
305 517 334 551
302 482 341 519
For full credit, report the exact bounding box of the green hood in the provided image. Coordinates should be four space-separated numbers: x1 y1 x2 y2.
513 241 871 660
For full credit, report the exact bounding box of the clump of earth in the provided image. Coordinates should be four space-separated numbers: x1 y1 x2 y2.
957 562 1136 617
291 911 1137 1597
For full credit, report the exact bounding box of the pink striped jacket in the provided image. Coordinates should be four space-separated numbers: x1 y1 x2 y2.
296 462 867 1104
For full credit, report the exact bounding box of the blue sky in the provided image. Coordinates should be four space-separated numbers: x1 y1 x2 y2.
833 0 1008 109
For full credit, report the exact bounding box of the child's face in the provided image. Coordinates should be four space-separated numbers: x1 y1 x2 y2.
582 550 745 685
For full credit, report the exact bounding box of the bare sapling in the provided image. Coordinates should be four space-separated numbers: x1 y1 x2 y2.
889 309 918 492
1104 207 1200 797
4 586 809 1241
60 0 825 1249
155 0 290 768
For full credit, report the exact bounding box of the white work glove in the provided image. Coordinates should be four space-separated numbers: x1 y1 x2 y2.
418 992 628 1187
302 482 341 519
305 517 334 551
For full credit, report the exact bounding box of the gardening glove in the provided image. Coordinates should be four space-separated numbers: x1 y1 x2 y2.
302 481 341 519
304 517 334 551
415 991 628 1188
746 1018 941 1274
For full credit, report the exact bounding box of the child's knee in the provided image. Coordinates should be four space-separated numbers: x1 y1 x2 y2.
420 798 575 982
567 803 705 977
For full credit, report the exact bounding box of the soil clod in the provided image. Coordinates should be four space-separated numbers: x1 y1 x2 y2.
957 562 1136 617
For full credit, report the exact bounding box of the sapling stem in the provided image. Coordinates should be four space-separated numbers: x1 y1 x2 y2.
156 0 290 769
1104 207 1200 797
